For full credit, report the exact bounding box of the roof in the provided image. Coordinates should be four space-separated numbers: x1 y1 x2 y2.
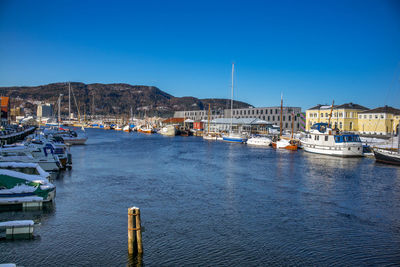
308 102 368 111
359 106 400 115
162 117 184 123
0 97 9 107
206 118 273 125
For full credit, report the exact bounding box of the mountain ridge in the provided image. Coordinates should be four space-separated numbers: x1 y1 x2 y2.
0 82 253 117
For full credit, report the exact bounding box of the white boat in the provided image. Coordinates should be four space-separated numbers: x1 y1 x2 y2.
203 132 222 140
122 125 131 132
0 168 55 202
0 162 50 179
0 148 61 172
160 125 177 136
246 136 272 146
301 123 363 157
222 63 247 144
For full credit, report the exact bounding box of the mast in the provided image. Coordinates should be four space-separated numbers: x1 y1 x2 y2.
291 111 295 140
58 94 63 127
68 82 71 121
328 100 334 129
280 93 283 137
207 104 211 134
230 63 234 133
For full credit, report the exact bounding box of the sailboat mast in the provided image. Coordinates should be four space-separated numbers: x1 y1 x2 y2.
68 82 71 121
58 94 62 127
291 112 294 140
231 63 234 132
280 93 283 137
208 104 211 133
328 100 334 128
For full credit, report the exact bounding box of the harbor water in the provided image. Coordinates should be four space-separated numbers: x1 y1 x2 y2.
1 129 400 266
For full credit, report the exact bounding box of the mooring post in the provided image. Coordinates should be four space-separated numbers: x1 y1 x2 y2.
128 207 143 255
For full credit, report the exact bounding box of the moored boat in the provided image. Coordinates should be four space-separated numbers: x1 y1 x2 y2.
160 125 177 136
373 148 400 165
301 123 363 157
0 168 56 202
247 136 272 146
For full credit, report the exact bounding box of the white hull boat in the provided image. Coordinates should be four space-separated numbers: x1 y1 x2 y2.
301 123 363 157
246 136 272 146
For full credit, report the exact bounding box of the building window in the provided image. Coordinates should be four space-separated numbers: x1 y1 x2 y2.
263 116 265 120
350 122 353 130
283 116 286 121
325 113 328 117
339 122 342 129
288 116 291 121
297 123 299 129
321 113 324 117
278 116 280 121
285 123 288 128
380 115 384 119
294 116 297 121
369 115 372 119
268 116 270 121
325 136 328 141
252 110 255 115
272 116 275 121
375 115 378 119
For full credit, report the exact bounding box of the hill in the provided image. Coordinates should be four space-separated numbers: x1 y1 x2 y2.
0 82 253 117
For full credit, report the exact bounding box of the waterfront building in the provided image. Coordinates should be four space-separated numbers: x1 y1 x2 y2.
174 106 303 132
357 106 400 135
204 118 274 134
306 103 368 132
0 97 10 125
37 103 53 118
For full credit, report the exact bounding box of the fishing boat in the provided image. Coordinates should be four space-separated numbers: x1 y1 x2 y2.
271 94 298 150
160 125 177 136
0 168 55 202
246 136 272 146
222 63 248 143
301 123 363 157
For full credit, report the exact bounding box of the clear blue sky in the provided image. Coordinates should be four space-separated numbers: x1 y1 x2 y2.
0 0 399 110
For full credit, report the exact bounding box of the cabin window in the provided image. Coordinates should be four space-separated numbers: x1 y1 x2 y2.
325 136 328 141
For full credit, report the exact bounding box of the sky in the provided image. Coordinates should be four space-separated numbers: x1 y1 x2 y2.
0 0 399 110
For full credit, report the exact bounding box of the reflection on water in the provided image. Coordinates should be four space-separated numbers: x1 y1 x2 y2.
1 129 400 266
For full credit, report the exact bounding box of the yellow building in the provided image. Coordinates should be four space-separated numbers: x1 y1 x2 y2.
358 106 400 136
306 103 369 132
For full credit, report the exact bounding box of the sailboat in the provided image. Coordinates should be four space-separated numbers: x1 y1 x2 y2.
373 121 400 164
203 104 221 140
271 94 298 150
222 63 247 143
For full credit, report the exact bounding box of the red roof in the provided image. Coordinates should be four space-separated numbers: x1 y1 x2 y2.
162 117 185 124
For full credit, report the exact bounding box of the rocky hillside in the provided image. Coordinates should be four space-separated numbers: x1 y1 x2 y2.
0 82 252 117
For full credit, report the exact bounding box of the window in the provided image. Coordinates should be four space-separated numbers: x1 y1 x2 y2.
256 110 259 115
260 110 263 114
297 123 299 128
252 110 255 115
278 116 280 121
325 113 328 117
321 113 324 117
380 115 384 119
325 136 328 141
350 122 353 130
294 116 297 121
288 116 291 121
339 122 342 129
272 116 275 121
275 109 278 114
263 116 265 120
283 116 286 121
285 123 288 128
268 116 270 121
369 115 372 119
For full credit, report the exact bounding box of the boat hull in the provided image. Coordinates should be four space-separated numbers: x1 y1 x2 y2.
302 143 363 157
222 137 247 143
373 149 400 165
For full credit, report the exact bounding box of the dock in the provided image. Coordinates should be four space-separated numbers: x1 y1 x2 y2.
0 126 36 145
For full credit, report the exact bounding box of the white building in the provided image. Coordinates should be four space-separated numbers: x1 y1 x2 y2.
174 106 302 132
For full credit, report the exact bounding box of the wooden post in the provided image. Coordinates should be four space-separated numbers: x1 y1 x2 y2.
128 207 143 255
128 207 136 254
